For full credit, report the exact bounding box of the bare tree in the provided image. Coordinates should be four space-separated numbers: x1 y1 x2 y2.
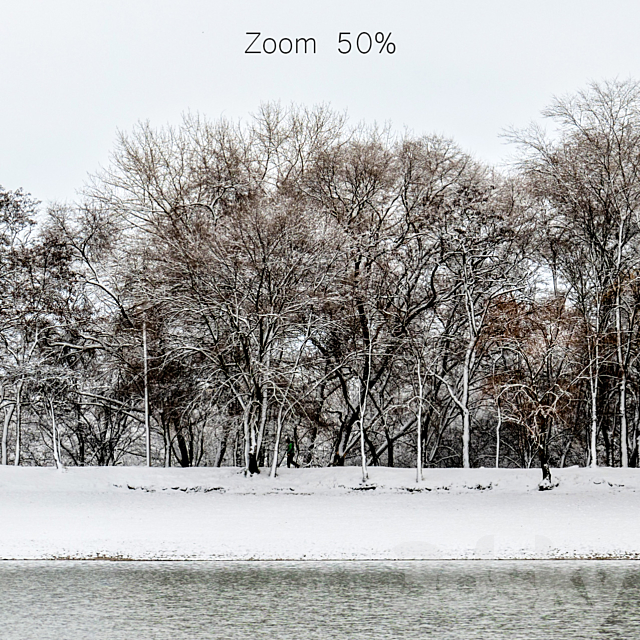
512 79 640 467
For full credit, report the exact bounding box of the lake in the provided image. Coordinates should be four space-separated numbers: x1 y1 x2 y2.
0 560 638 639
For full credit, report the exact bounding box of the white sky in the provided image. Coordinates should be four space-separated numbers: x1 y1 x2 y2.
2 0 640 204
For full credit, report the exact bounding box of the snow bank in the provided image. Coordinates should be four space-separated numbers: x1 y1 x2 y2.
0 466 639 560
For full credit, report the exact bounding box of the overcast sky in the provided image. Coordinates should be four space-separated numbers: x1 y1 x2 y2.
2 0 640 203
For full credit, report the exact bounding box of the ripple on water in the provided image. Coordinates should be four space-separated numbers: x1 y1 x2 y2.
0 560 639 639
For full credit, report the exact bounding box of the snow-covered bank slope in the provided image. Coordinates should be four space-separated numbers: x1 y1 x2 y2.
1 467 639 560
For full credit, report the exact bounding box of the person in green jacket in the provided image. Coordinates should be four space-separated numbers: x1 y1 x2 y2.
285 437 298 468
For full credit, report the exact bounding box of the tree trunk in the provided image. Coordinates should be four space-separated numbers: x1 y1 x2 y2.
587 304 602 468
538 417 554 490
242 401 251 471
2 402 15 466
588 360 598 468
13 382 22 467
215 428 227 467
462 408 471 468
358 338 373 483
461 339 476 469
635 401 640 468
602 422 612 467
332 413 357 466
49 398 62 469
304 426 317 466
495 399 501 469
358 414 368 480
255 385 268 463
248 452 260 474
164 426 171 467
416 357 423 482
385 428 393 467
270 394 285 478
143 319 151 467
173 428 191 467
618 341 629 467
615 223 628 467
333 429 348 466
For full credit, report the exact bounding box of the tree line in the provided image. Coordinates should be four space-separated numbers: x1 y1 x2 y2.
3 80 640 483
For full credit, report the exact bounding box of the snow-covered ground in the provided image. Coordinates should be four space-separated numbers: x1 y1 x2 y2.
1 466 639 560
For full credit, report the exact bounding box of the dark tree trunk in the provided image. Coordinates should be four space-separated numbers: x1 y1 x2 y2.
364 428 378 466
248 452 260 474
332 412 359 466
630 444 638 468
215 430 227 467
332 429 348 466
304 425 318 465
175 429 191 467
385 428 393 467
538 417 555 490
75 404 85 465
602 423 612 467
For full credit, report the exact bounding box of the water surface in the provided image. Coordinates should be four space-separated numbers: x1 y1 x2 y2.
0 560 638 639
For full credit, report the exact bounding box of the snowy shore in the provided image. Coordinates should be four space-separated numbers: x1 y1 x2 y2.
1 466 640 561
